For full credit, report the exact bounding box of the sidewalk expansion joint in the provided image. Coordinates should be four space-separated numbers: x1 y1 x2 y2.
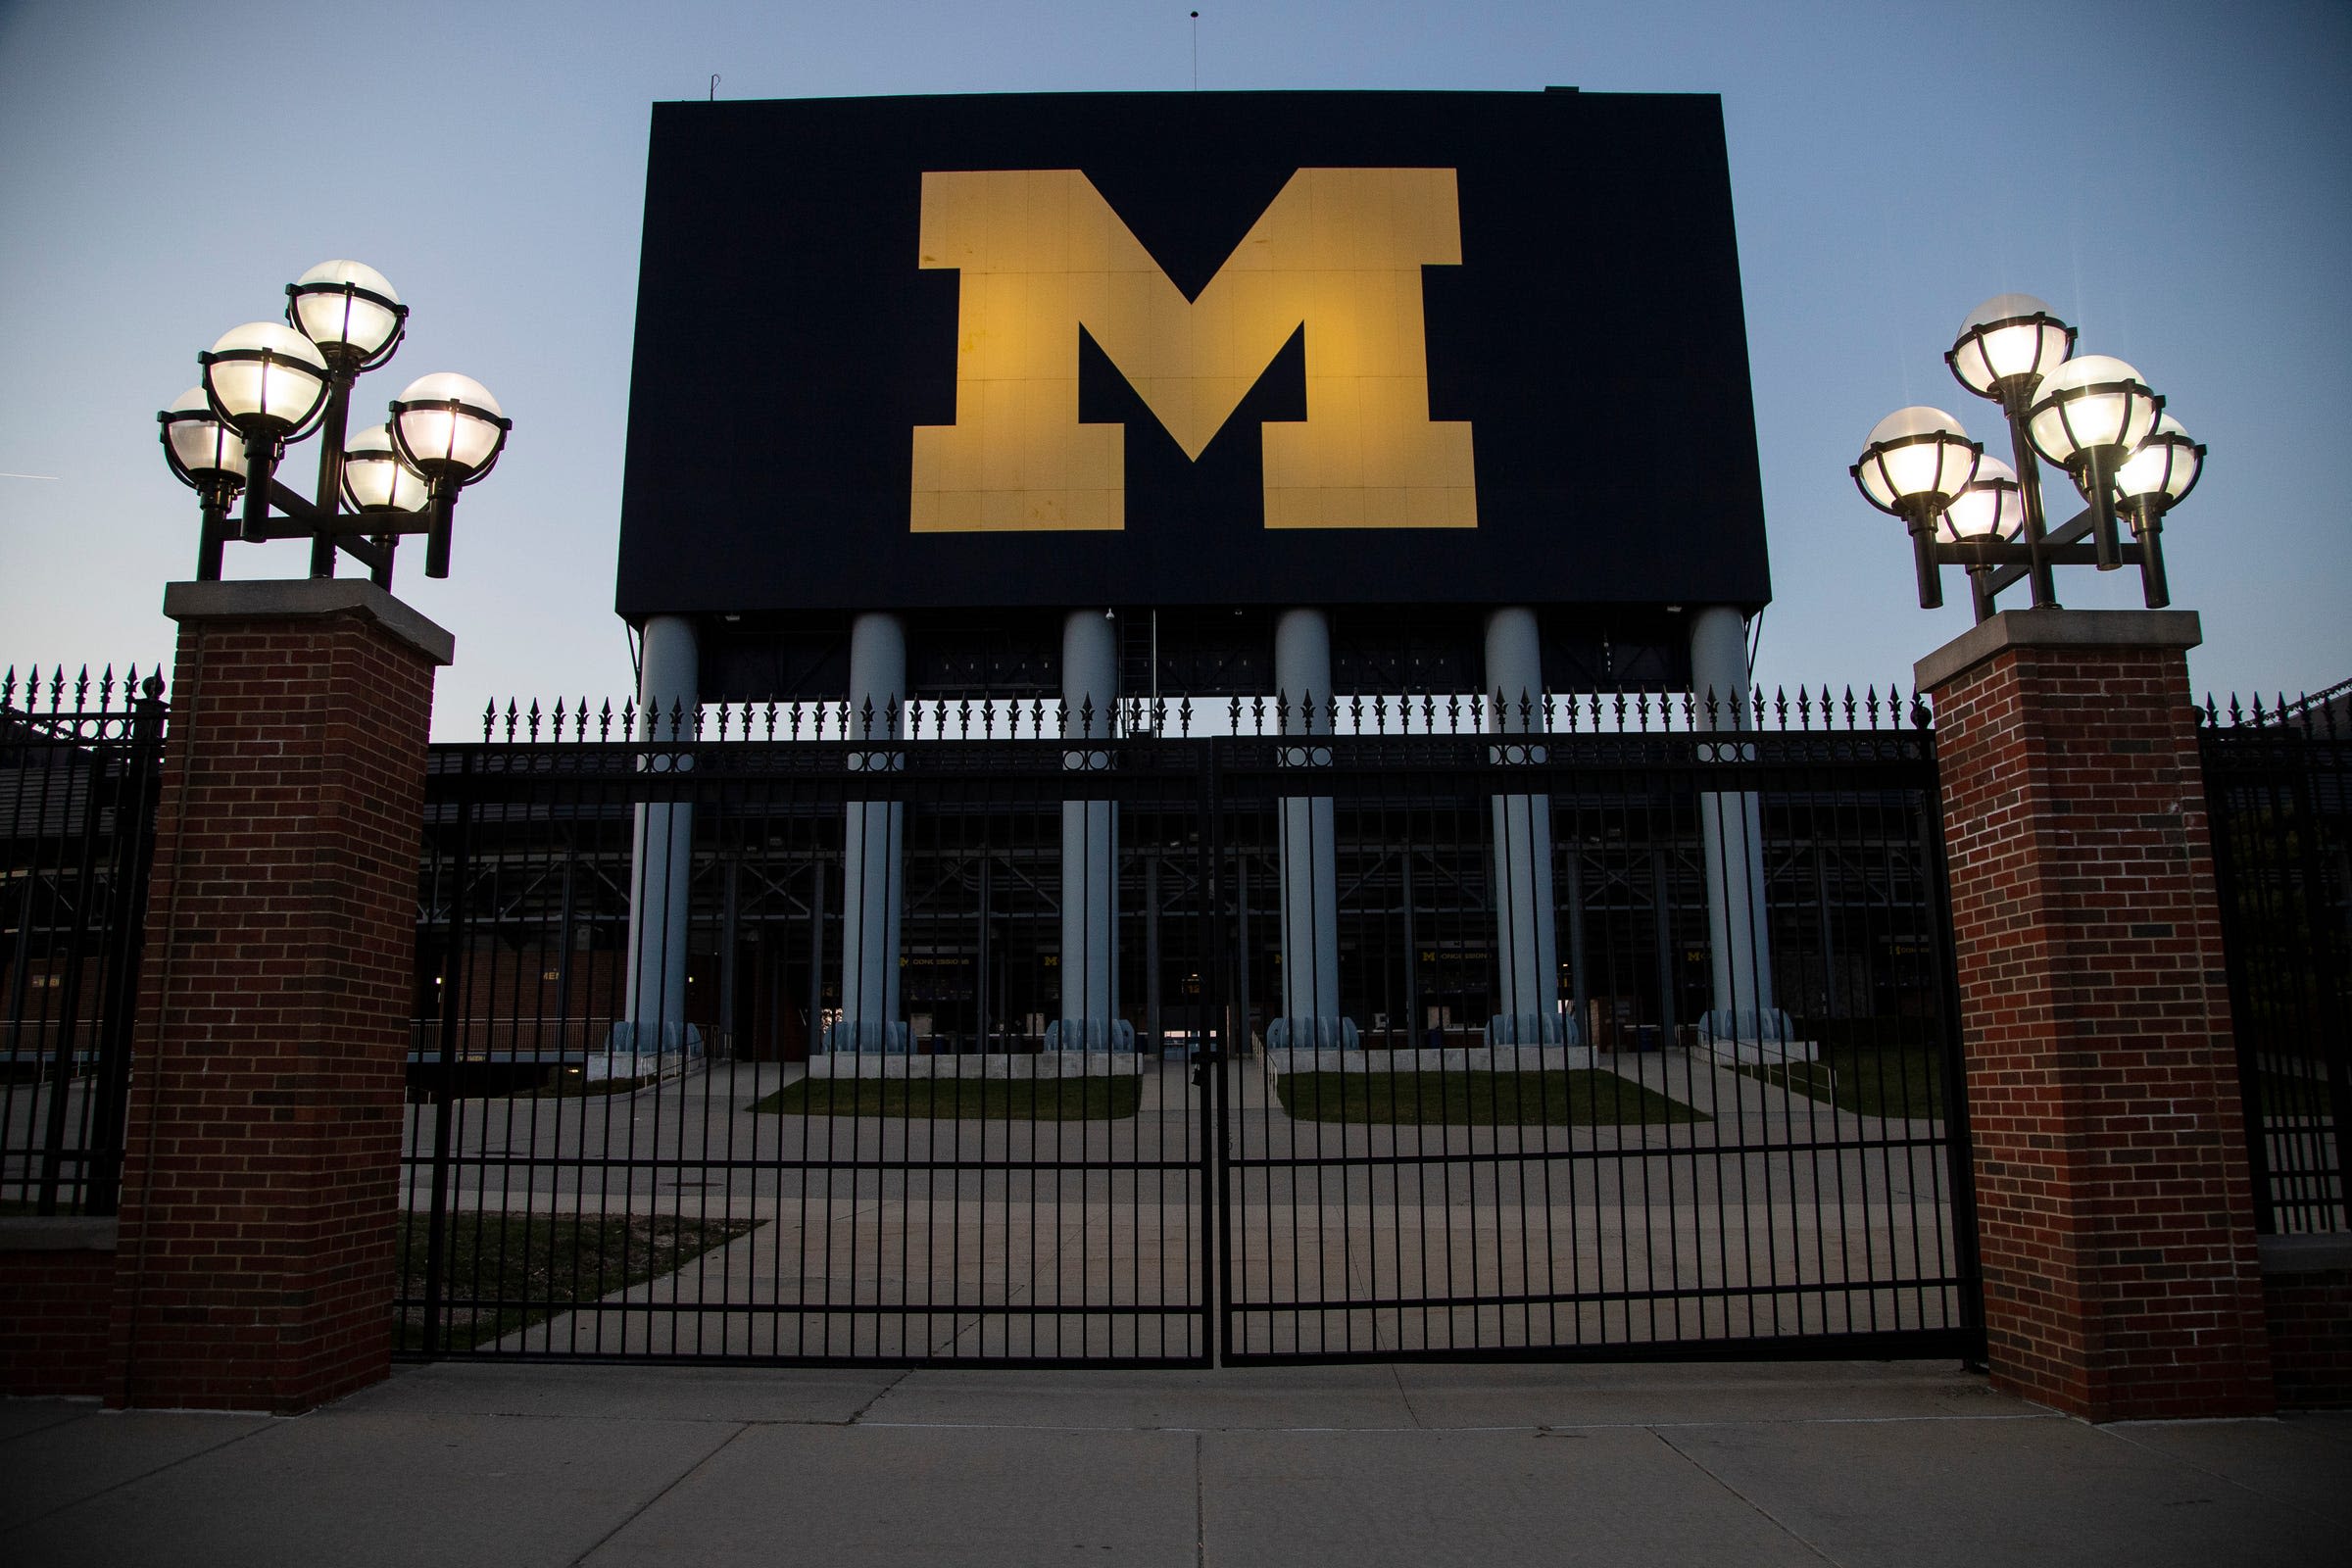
842 1368 913 1425
563 1421 751 1568
1389 1362 1426 1428
1650 1427 1846 1566
1193 1431 1208 1568
2094 1422 2346 1524
0 1415 279 1538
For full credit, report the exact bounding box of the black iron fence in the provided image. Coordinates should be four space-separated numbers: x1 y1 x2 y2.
2202 687 2352 1234
10 642 2329 1355
401 685 1979 1365
1 664 168 1216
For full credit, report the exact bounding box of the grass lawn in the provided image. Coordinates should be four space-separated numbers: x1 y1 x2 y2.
1276 1069 1705 1127
753 1075 1143 1121
396 1211 757 1351
1737 1046 1945 1120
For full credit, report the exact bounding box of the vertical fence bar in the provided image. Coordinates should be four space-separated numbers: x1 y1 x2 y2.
32 742 107 1211
1920 719 1987 1354
419 751 474 1357
84 683 167 1215
13 681 71 1211
1202 736 1229 1364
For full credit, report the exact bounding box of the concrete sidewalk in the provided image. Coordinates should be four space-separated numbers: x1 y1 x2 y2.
3 1361 2342 1567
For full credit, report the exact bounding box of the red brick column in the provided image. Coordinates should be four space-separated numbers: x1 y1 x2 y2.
1921 608 2272 1420
107 580 450 1412
2259 1236 2352 1408
0 1222 116 1396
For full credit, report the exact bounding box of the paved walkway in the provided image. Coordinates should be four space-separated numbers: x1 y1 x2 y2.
4 1361 2342 1566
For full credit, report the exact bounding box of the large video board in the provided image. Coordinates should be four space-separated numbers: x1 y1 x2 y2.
616 89 1769 614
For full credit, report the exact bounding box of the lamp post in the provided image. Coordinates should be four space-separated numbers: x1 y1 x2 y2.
1881 298 2265 1423
158 260 511 588
1852 293 2202 618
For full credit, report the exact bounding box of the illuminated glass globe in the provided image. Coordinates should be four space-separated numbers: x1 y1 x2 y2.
2113 414 2204 513
389 371 511 488
1937 455 2025 543
340 423 431 514
200 321 330 439
1947 293 2075 402
2026 354 2162 470
1852 406 1981 517
158 385 249 495
287 260 407 370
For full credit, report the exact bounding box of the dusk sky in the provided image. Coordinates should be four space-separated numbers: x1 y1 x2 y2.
2 0 2345 737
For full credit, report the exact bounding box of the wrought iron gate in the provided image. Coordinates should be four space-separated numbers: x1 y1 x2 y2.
1205 712 1977 1362
399 689 1980 1365
404 718 1218 1364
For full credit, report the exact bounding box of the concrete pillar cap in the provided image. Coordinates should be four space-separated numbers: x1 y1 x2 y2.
1914 607 2199 693
162 578 455 666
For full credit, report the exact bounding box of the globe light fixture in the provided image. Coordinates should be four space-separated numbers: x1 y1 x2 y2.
287 260 407 370
1944 293 2077 604
197 322 332 544
1853 294 2195 621
158 387 250 579
341 423 431 514
1851 406 1982 610
389 372 512 577
1937 455 2024 544
200 322 331 443
1946 294 2075 405
2113 413 2203 514
1936 456 2027 621
2025 353 2163 568
2110 414 2204 609
158 261 510 587
390 373 510 484
158 387 248 498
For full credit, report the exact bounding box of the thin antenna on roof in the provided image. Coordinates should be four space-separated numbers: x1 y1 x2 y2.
710 74 720 102
1190 13 1200 90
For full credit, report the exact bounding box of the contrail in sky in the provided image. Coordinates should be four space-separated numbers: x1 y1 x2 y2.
0 472 62 480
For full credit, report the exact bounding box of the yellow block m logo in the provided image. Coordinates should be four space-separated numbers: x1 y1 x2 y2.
911 168 1476 532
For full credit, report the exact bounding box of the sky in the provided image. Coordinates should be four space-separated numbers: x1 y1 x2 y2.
1 0 2346 738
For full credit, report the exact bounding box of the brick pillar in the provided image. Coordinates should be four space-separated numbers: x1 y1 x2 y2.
108 580 450 1413
1920 608 2272 1420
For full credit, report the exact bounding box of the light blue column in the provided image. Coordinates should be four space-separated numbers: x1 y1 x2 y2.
1690 605 1792 1050
1485 607 1565 1047
621 613 700 1057
1272 607 1352 1051
1054 609 1128 1052
834 612 908 1054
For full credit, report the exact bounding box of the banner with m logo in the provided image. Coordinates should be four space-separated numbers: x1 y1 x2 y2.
912 167 1475 532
